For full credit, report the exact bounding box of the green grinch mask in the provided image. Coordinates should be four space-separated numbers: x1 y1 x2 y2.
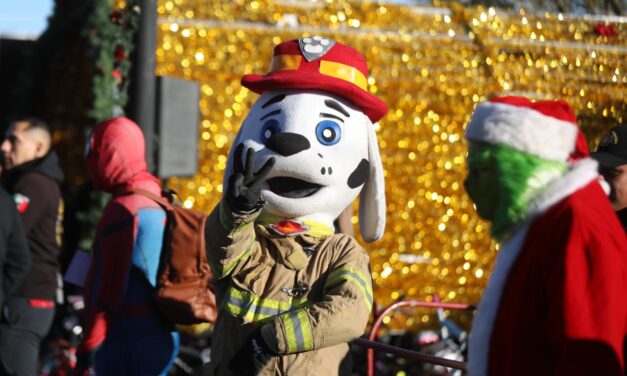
464 141 567 240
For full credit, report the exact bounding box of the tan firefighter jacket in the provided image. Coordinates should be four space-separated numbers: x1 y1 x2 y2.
204 200 374 376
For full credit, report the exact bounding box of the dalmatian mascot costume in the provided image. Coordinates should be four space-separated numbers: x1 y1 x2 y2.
203 37 388 375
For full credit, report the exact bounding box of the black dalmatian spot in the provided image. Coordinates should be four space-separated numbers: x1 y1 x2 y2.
347 159 369 188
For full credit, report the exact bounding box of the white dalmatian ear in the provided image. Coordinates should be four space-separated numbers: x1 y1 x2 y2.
359 119 386 242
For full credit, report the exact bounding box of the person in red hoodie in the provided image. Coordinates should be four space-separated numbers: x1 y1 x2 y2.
464 97 627 375
75 117 179 375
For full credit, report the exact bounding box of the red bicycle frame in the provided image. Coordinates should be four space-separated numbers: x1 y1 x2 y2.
361 300 475 376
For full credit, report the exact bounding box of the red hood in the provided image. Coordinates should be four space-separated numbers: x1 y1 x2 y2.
86 117 159 193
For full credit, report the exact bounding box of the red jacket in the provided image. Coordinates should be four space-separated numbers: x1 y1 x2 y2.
469 159 627 375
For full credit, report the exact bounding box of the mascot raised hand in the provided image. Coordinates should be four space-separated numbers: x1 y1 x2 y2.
203 36 387 376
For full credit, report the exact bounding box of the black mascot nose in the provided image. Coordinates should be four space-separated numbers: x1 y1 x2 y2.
266 132 311 156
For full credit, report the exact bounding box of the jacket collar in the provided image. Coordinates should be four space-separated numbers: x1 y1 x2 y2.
526 158 599 219
3 152 64 186
255 225 323 271
256 214 334 238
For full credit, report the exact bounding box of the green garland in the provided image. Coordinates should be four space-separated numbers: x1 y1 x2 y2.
84 0 140 122
74 0 141 251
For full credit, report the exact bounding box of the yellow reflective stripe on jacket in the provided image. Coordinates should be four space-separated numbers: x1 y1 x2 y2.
222 285 309 323
325 266 374 311
207 240 254 279
280 309 314 353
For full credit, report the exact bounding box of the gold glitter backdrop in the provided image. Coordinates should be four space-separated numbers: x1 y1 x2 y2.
151 0 625 327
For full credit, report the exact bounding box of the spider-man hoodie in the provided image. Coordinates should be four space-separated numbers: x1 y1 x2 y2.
79 117 178 375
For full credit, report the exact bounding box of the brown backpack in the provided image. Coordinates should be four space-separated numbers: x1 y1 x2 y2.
130 188 217 325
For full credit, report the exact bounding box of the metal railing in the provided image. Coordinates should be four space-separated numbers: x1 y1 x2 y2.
355 299 476 376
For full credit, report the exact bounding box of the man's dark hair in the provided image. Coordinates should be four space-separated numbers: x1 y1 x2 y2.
11 117 51 136
6 117 53 155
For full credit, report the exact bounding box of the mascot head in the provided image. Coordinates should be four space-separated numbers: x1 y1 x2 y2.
225 36 388 242
464 96 580 240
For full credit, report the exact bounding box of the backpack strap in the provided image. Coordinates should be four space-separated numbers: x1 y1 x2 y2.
127 188 174 212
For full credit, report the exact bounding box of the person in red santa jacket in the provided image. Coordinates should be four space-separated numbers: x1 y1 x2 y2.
463 96 627 375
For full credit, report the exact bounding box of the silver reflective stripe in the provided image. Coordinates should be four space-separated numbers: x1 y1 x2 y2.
289 312 306 351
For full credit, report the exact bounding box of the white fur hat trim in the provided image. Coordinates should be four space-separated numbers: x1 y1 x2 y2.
465 102 578 161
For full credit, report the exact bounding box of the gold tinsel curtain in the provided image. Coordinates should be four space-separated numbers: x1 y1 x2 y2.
152 0 625 328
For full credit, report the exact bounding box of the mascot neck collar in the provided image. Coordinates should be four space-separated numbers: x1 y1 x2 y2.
257 213 334 238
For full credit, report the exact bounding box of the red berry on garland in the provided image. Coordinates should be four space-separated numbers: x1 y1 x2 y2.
594 22 618 37
114 46 126 61
110 11 122 24
112 69 124 85
112 70 122 79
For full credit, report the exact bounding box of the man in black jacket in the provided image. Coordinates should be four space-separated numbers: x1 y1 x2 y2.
592 124 627 232
0 118 64 376
0 187 31 313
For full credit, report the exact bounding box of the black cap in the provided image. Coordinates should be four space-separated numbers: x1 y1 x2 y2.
591 124 627 168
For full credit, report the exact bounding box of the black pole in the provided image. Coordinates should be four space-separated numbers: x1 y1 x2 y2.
129 0 157 171
353 338 467 370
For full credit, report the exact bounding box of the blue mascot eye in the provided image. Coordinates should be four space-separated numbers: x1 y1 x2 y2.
316 120 341 145
261 119 280 142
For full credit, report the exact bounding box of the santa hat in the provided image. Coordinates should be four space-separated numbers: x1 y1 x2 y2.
241 36 388 123
465 96 580 162
569 129 590 162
